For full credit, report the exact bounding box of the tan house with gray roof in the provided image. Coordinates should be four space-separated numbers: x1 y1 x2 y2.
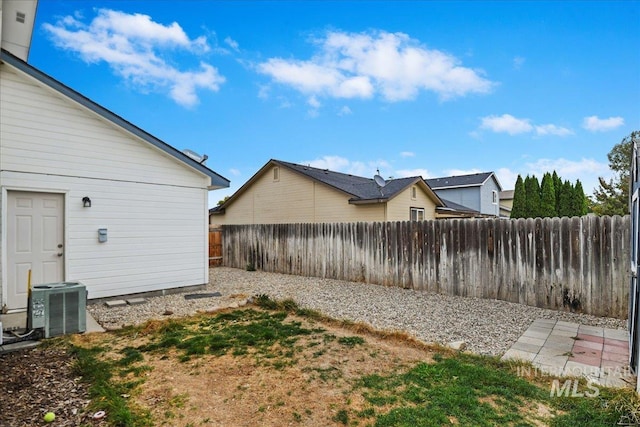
211 160 449 224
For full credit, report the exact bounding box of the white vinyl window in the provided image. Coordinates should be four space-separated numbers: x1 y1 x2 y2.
492 190 498 204
410 207 425 221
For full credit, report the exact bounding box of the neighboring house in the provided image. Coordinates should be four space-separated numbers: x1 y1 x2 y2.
0 2 229 320
499 190 514 218
426 172 503 217
210 160 451 224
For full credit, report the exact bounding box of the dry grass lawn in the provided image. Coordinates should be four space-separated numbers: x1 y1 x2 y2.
71 308 438 426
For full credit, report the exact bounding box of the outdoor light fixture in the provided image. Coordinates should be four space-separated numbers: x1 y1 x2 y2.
82 197 91 208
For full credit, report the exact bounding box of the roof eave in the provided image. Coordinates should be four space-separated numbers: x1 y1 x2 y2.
431 183 482 190
349 198 388 205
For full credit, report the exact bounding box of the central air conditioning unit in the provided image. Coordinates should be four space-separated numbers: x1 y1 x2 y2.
29 282 87 338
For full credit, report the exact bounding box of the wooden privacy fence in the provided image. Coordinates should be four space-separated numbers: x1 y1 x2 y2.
221 215 630 319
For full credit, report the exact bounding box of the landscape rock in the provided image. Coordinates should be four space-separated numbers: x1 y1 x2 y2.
447 341 467 351
88 267 627 356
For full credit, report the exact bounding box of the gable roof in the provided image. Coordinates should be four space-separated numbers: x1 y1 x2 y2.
0 48 230 190
276 160 443 204
426 172 499 190
212 159 444 213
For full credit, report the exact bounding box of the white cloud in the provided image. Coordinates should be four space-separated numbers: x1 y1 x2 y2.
513 56 525 70
303 155 352 171
479 114 574 137
444 168 483 176
258 30 494 108
307 96 321 109
257 84 270 99
582 115 625 132
306 96 321 117
278 97 293 109
42 9 225 107
338 106 352 116
468 130 482 139
229 168 241 176
535 124 574 136
224 36 239 51
494 168 520 190
525 158 609 180
396 168 431 179
496 158 610 195
301 156 391 177
400 151 415 158
480 114 533 135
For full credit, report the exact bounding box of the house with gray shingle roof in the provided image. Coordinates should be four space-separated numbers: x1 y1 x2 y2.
211 159 459 224
426 172 503 217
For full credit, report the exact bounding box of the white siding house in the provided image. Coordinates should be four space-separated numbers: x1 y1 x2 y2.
0 49 229 314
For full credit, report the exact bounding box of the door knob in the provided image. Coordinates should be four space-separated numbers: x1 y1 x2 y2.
57 252 63 257
57 244 63 248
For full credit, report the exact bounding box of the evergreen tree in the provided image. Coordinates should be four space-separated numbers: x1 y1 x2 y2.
557 180 573 217
511 175 526 218
568 183 582 216
524 175 541 218
510 172 588 219
574 180 588 216
552 171 562 214
540 173 557 217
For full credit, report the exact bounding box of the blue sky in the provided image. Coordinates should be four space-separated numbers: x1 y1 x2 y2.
29 1 640 207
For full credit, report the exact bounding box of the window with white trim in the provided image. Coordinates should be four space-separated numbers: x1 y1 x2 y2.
273 167 280 181
492 190 498 204
411 186 417 200
410 207 425 221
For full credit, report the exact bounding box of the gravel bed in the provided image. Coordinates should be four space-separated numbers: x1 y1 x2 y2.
88 267 627 356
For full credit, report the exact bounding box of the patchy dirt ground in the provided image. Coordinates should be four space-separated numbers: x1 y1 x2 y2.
70 312 436 427
2 307 560 427
0 344 100 427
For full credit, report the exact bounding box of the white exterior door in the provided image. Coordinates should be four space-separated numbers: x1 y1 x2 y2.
6 191 64 310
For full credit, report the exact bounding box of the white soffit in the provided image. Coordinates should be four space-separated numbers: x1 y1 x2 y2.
0 0 38 62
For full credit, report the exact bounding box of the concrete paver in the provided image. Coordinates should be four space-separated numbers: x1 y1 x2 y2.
523 329 552 340
501 319 634 389
105 299 127 308
604 328 628 341
518 335 547 346
511 341 544 353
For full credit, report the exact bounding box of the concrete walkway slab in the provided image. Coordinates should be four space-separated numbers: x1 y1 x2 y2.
105 299 127 308
502 319 634 389
0 340 40 354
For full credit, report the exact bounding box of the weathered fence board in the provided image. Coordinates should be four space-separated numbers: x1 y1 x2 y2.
222 215 630 318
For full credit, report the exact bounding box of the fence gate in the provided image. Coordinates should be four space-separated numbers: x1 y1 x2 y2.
630 138 640 382
209 227 222 266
